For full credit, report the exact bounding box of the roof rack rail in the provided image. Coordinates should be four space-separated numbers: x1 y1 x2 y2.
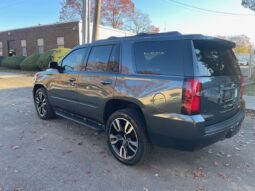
107 36 119 40
105 31 182 41
136 31 181 37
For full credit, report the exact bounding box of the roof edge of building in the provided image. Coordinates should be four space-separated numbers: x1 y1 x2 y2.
0 20 80 33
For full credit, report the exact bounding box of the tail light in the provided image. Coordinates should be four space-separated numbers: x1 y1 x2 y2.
182 78 202 115
240 75 244 98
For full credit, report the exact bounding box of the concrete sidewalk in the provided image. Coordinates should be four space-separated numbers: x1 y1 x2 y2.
244 95 255 111
0 71 27 78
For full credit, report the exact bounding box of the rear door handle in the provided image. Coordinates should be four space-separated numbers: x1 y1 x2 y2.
68 78 76 82
101 80 112 85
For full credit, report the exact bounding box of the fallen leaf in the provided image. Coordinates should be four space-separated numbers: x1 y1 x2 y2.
196 185 205 191
216 153 223 157
207 149 213 154
103 169 111 174
217 172 227 180
0 184 4 191
62 150 73 155
213 161 219 167
11 145 20 150
219 151 225 155
48 166 57 170
12 187 23 191
193 168 206 179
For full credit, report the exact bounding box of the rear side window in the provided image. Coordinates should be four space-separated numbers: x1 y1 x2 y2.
86 45 112 72
134 40 183 76
193 40 240 76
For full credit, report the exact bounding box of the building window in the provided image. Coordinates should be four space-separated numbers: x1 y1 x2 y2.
21 40 27 56
0 42 3 56
37 38 44 54
57 37 64 48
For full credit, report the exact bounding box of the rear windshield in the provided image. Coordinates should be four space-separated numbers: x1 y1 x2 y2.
193 40 241 76
134 40 183 76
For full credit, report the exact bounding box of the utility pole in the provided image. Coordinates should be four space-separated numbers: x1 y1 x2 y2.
82 0 91 44
87 0 91 43
82 0 87 44
92 0 101 41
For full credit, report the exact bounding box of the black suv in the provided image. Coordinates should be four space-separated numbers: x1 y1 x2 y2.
33 32 245 165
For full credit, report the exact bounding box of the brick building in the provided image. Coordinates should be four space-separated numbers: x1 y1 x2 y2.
0 21 133 57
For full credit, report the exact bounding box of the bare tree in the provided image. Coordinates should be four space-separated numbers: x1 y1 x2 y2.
60 0 135 30
60 0 96 22
218 35 252 54
128 9 151 33
127 9 160 34
59 0 159 32
101 0 135 29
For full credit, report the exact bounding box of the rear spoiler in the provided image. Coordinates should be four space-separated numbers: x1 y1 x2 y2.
193 38 236 49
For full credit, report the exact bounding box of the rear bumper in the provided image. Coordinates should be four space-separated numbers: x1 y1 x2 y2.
146 106 245 150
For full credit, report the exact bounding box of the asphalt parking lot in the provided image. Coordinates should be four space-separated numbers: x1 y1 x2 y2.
0 73 255 191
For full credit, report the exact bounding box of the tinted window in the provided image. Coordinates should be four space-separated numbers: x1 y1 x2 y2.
107 45 120 73
62 48 87 71
86 45 112 72
193 40 240 76
134 40 183 76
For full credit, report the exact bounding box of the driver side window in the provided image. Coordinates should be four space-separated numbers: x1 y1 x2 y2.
62 48 87 72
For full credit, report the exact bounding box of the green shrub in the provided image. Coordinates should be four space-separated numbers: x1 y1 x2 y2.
37 48 70 70
1 56 26 69
20 53 41 71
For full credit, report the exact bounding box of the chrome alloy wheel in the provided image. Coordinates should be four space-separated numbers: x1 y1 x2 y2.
35 91 47 117
109 118 139 160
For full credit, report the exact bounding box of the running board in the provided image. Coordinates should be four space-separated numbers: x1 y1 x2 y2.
55 110 105 131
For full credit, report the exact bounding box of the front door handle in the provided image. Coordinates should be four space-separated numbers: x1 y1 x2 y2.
68 78 76 82
101 80 112 85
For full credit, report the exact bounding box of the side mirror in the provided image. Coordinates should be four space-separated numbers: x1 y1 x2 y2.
49 61 59 70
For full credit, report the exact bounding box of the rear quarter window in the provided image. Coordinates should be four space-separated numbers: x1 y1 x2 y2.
134 40 184 76
193 40 241 76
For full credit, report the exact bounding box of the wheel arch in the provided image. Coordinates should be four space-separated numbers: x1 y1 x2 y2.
33 84 47 98
103 99 148 135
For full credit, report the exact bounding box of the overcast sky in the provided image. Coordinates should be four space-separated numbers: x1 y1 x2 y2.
0 0 255 43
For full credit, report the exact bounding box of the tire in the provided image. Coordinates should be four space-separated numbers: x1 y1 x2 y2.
106 109 151 165
34 87 55 120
